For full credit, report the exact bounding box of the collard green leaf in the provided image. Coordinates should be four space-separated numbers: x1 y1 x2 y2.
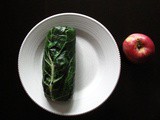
42 26 76 101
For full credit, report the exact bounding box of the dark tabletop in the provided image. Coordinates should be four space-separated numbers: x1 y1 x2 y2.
2 0 160 119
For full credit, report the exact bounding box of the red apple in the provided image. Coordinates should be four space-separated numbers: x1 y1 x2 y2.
123 33 155 63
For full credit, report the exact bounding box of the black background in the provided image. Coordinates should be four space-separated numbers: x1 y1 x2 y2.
2 0 160 119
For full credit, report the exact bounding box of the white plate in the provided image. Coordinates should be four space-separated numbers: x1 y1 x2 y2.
18 13 121 116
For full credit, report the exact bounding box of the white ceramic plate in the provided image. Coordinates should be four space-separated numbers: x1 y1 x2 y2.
18 13 121 116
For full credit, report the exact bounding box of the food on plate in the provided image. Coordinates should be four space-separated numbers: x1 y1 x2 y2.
123 33 155 63
42 26 76 101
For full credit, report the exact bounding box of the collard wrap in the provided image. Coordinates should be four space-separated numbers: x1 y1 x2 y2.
42 26 76 101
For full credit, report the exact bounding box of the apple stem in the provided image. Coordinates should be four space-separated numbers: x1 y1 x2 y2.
137 39 143 49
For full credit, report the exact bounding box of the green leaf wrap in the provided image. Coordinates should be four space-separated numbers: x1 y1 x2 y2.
42 26 76 101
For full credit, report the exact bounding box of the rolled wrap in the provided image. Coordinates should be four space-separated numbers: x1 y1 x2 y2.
42 26 76 101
